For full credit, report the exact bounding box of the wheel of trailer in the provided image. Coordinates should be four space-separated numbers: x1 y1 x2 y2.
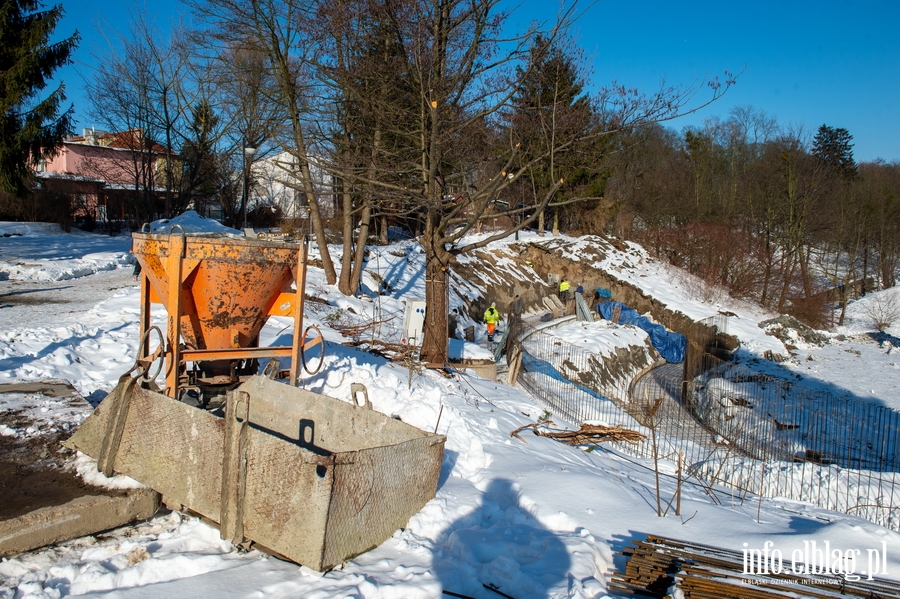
300 325 325 375
135 326 165 384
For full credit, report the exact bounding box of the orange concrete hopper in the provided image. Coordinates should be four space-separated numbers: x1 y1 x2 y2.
131 228 323 399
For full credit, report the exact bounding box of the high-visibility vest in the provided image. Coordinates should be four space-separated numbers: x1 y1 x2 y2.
483 307 500 324
559 281 571 293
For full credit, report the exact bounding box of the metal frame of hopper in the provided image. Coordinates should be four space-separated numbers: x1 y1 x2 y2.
135 227 322 399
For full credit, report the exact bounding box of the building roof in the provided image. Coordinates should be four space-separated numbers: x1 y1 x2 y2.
35 171 106 184
67 129 176 156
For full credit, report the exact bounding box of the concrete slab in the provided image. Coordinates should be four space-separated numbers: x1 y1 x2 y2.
451 361 498 381
0 489 160 556
0 379 82 398
0 379 161 557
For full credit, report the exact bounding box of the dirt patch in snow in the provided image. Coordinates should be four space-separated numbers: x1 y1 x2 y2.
0 382 124 521
451 246 554 318
758 314 830 349
0 433 104 520
0 285 75 306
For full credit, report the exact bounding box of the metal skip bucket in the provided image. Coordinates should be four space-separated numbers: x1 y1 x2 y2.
66 375 446 571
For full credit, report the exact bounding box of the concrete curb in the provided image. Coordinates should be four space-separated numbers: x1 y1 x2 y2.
0 488 160 556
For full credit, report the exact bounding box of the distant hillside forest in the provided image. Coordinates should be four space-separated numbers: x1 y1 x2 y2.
552 115 899 329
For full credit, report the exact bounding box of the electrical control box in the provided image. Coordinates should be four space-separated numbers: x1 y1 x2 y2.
401 300 427 345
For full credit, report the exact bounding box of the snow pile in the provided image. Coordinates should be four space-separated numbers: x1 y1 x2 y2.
838 287 900 336
73 453 144 490
449 338 495 361
145 211 240 235
0 290 146 399
0 221 133 282
758 314 830 349
0 222 62 237
0 512 243 596
548 319 651 357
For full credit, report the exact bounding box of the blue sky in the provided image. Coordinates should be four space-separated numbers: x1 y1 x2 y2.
54 0 899 162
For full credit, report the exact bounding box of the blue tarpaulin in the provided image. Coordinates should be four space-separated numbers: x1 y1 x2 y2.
597 301 686 363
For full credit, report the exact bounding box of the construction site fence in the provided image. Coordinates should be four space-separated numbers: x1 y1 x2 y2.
510 318 900 531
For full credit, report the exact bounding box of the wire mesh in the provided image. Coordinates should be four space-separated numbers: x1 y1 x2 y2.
510 318 900 531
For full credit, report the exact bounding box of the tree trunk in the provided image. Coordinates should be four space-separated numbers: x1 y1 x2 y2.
337 183 354 295
798 244 812 298
776 253 795 313
298 157 337 285
861 236 869 294
419 248 450 366
342 127 380 296
838 288 849 326
347 204 372 296
882 255 896 289
760 237 772 307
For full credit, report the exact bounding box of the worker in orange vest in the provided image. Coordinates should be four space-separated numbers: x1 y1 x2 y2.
483 302 500 342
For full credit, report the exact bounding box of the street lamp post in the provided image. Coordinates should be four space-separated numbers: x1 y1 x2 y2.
241 144 257 231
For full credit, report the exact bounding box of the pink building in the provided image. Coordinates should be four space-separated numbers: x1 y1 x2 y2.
35 128 179 226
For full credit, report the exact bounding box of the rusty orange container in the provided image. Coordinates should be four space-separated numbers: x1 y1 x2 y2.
131 230 317 398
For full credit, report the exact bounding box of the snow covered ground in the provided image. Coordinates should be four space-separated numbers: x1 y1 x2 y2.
1 219 900 598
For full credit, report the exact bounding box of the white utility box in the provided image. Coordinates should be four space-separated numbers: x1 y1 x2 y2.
401 300 427 345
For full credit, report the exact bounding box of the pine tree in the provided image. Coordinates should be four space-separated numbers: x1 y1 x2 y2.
507 35 591 174
503 35 595 232
180 99 224 211
0 0 79 197
812 124 857 180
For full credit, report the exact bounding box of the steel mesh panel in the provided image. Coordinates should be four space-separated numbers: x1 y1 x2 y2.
241 429 333 569
323 436 444 569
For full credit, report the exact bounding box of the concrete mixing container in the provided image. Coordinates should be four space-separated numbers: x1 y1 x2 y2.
131 230 318 397
66 375 446 571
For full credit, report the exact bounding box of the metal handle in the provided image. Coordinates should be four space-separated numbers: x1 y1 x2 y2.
350 383 372 410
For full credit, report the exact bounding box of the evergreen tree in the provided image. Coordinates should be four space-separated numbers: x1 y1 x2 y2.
180 99 224 212
503 35 595 232
0 0 79 196
812 124 857 180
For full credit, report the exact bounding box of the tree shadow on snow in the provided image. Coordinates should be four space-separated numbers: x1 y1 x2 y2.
868 330 900 348
434 478 571 599
263 332 388 384
378 244 423 298
694 348 900 472
729 345 894 412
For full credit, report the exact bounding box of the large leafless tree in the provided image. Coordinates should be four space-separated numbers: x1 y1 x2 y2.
304 0 734 363
189 0 340 284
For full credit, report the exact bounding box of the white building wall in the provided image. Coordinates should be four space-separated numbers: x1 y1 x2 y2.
249 151 333 219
